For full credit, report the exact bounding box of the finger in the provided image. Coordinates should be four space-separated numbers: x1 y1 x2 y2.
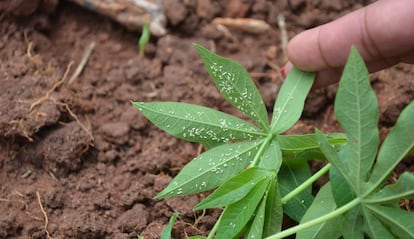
286 0 414 72
281 49 414 90
311 50 414 89
280 62 341 89
312 68 342 89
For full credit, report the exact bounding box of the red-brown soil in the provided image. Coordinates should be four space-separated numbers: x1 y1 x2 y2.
1 0 413 238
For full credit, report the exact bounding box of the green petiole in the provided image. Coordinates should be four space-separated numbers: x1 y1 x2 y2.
281 163 331 204
250 134 274 167
266 197 361 239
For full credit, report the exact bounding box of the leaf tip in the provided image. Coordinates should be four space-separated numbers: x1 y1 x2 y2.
131 101 145 111
193 205 203 211
154 188 171 199
193 44 204 53
154 193 165 199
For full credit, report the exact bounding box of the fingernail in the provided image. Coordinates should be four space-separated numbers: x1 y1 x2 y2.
280 65 287 78
280 62 293 79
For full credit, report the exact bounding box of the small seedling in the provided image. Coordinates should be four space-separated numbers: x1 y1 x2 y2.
161 212 178 239
138 22 150 57
133 45 414 238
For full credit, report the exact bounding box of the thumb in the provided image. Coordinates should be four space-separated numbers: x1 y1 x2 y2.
286 0 414 72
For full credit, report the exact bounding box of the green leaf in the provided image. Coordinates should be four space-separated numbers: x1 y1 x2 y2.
194 167 274 210
362 208 395 239
133 101 265 148
295 147 333 161
278 158 313 222
245 195 267 239
296 183 343 239
334 46 379 194
215 178 271 239
259 139 282 171
278 133 347 155
368 101 414 189
342 207 364 239
367 204 414 238
365 172 414 204
195 44 269 131
270 67 314 134
263 180 283 236
330 166 356 207
315 130 354 192
161 212 178 239
156 140 262 198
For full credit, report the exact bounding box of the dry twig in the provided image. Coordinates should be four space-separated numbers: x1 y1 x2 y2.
212 17 270 34
278 14 288 61
69 42 96 85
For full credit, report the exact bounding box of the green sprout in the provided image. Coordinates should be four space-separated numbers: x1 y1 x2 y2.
138 22 150 57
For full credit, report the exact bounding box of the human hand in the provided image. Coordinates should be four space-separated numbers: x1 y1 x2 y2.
282 0 414 89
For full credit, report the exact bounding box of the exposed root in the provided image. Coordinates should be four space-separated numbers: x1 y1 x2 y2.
28 58 93 143
193 209 206 228
180 217 205 237
6 119 33 141
24 30 43 67
58 102 94 142
177 209 209 237
30 61 74 112
36 191 52 239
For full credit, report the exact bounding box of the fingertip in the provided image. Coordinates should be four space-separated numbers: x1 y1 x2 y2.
285 35 302 69
286 27 327 72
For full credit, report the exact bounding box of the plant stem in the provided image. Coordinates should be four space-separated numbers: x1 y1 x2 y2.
281 163 331 204
266 197 361 239
250 134 274 167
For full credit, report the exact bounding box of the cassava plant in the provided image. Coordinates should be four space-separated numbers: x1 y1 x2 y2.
270 47 414 239
132 45 414 238
133 44 345 238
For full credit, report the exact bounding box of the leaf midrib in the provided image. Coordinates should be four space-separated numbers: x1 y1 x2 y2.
141 103 268 138
158 139 265 197
204 53 270 132
271 77 300 133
